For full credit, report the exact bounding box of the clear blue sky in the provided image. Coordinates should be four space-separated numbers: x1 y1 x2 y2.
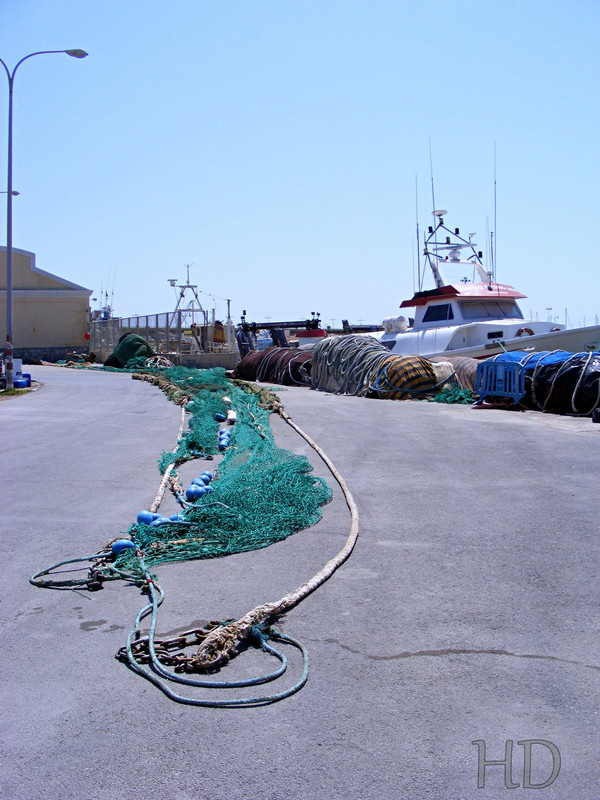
1 0 599 329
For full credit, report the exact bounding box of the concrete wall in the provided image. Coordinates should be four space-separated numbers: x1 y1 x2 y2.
0 247 92 356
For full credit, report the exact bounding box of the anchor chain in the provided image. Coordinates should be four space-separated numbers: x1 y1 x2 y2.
116 621 230 671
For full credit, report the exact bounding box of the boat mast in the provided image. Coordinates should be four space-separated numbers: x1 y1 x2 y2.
424 211 491 288
427 140 440 290
428 210 447 288
169 264 207 329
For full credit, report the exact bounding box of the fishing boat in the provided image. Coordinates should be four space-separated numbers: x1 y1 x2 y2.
370 211 600 359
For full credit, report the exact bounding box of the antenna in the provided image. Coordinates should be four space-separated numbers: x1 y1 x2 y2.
415 174 421 291
493 142 497 282
486 216 493 278
107 264 117 315
428 138 436 216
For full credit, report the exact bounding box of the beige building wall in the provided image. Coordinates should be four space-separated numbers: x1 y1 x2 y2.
0 247 92 350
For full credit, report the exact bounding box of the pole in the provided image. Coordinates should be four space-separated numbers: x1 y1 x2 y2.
5 61 14 389
1 49 87 390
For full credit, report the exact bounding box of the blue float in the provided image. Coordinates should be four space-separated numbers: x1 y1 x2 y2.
111 539 136 556
137 510 160 525
150 516 169 526
186 484 207 501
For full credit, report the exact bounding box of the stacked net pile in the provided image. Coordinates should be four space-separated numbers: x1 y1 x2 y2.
430 355 479 391
490 350 600 415
117 366 332 571
311 335 456 399
311 336 391 394
366 353 455 399
233 347 313 385
103 333 155 368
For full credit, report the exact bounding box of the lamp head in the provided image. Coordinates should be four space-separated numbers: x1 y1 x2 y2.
65 49 88 59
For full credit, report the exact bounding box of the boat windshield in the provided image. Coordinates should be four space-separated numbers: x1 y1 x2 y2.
422 303 454 322
459 300 523 320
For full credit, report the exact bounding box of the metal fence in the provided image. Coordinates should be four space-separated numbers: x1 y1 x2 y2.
89 310 236 361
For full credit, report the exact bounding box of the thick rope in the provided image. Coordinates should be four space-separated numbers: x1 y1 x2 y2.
187 395 359 670
149 403 187 513
120 559 310 706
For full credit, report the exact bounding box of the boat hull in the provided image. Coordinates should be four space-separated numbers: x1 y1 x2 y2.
376 324 600 360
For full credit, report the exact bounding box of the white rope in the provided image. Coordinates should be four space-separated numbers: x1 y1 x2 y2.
149 404 187 513
189 395 359 669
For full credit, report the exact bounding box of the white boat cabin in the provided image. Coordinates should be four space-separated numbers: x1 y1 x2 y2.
403 283 526 330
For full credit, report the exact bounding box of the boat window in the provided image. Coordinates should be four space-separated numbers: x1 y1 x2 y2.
459 301 523 319
422 304 454 322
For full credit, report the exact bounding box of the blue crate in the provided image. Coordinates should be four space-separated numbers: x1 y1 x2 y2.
474 360 525 406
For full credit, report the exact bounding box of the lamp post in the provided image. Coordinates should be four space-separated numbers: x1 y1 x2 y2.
1 49 87 390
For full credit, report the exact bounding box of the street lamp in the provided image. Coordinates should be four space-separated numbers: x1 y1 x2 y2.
1 49 87 389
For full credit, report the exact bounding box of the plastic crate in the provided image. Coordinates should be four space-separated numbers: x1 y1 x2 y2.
474 360 525 406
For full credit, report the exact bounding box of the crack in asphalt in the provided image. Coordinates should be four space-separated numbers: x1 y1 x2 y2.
322 638 600 671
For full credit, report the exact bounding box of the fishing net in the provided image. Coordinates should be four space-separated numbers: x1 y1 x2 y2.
490 350 600 415
103 333 155 368
30 363 348 703
233 347 313 385
311 336 392 394
113 365 332 572
367 354 454 399
311 335 457 398
428 385 476 404
430 355 479 391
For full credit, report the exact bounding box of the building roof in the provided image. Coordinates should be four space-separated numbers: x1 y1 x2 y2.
0 246 91 294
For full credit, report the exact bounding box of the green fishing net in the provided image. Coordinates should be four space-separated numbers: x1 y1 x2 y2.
427 385 475 404
115 366 332 571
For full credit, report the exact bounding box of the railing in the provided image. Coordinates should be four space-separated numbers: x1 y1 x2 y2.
88 310 236 360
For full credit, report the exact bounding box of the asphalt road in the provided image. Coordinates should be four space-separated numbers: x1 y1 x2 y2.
1 365 599 800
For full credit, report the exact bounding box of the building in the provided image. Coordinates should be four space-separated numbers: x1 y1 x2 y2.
0 246 92 361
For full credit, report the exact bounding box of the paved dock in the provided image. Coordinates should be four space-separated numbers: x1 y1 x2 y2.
1 365 599 799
